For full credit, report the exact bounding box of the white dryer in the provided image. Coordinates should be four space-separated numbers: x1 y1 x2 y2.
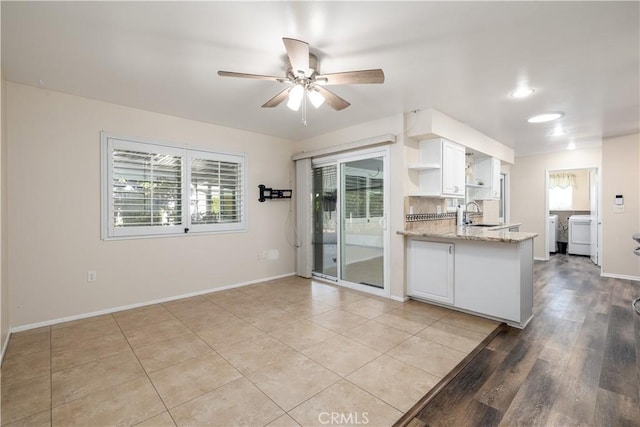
568 215 592 256
548 215 558 253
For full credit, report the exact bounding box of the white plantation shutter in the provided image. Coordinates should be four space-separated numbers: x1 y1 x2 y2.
188 150 245 232
112 149 183 226
102 134 246 239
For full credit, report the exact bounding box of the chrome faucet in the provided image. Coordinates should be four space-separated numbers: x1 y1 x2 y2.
464 201 482 225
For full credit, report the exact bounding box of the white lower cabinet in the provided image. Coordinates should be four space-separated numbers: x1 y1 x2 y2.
405 236 534 328
407 240 454 304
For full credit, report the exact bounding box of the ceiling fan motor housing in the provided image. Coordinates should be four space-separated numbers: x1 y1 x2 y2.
286 53 319 78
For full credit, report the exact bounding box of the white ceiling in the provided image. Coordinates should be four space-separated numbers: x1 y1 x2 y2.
2 1 638 156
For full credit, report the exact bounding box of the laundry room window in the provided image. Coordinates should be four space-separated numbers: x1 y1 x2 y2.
101 133 246 239
549 172 575 211
549 186 573 210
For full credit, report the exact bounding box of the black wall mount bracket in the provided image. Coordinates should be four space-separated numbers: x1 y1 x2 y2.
258 184 292 202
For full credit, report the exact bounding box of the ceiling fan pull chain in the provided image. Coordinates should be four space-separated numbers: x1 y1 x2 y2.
302 90 308 126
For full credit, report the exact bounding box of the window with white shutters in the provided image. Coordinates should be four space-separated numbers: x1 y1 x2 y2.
102 134 246 239
188 150 245 233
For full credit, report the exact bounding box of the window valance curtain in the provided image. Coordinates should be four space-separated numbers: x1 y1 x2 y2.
549 172 576 189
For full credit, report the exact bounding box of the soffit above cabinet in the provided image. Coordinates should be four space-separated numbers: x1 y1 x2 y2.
407 109 515 164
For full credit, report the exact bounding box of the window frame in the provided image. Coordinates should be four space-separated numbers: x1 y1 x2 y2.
187 149 246 234
101 132 247 240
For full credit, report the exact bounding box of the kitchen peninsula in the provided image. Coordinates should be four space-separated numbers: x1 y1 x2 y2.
398 224 537 328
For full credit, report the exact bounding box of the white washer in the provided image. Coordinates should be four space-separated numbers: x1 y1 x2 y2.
548 215 558 253
568 215 592 256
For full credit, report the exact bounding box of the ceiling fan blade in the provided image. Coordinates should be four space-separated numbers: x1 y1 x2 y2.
217 71 285 82
261 87 291 108
315 86 351 111
316 69 385 85
283 38 309 74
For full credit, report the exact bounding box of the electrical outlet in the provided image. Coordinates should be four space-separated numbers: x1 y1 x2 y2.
87 270 97 282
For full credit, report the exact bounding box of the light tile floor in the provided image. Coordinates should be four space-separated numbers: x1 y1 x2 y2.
0 276 499 426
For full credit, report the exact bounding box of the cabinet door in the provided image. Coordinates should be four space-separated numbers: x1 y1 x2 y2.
473 157 501 200
407 240 454 304
441 141 465 197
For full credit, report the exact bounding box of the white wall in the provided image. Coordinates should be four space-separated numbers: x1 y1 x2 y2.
510 147 602 259
1 70 9 352
570 168 590 210
7 83 296 328
601 133 640 278
297 114 406 300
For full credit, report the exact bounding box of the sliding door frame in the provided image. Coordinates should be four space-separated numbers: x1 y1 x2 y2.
311 146 391 297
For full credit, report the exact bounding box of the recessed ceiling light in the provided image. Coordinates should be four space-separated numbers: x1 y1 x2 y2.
567 141 576 150
527 112 564 123
510 87 534 98
550 126 566 136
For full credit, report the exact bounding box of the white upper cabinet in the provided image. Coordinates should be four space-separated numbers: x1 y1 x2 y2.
409 138 465 198
471 156 501 200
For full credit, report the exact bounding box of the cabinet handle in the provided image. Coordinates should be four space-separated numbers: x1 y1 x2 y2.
449 245 453 255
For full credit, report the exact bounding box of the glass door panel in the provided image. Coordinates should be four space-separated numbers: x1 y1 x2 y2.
312 164 338 280
340 157 384 288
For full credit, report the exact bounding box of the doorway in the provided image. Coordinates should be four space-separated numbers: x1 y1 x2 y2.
311 148 389 295
546 167 600 266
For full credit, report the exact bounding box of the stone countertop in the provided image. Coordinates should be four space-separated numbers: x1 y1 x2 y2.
397 223 537 243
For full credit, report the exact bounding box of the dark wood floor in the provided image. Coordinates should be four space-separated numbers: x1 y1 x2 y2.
398 254 640 427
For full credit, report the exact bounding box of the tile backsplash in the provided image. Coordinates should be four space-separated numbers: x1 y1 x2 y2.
404 196 483 231
404 197 448 215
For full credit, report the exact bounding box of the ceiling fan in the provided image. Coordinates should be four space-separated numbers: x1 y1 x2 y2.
217 38 384 115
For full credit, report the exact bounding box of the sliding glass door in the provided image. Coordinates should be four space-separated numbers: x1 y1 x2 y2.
341 157 384 288
312 165 338 280
312 148 388 295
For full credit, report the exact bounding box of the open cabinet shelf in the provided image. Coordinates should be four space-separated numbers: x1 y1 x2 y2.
408 163 441 171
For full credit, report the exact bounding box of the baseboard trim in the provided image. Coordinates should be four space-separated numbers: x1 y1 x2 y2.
600 272 640 282
390 295 409 303
0 330 11 366
534 256 548 261
10 272 297 333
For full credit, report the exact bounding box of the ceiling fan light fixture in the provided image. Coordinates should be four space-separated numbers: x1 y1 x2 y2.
308 89 325 108
287 85 304 111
